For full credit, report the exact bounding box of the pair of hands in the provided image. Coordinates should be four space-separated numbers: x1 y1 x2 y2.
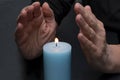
15 2 107 65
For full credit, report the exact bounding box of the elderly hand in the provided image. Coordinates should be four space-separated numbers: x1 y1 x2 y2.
15 2 57 59
74 3 110 71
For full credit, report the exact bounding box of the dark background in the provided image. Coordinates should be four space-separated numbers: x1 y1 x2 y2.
0 0 31 80
0 0 120 80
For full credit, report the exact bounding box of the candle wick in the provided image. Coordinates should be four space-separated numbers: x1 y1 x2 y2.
56 43 57 47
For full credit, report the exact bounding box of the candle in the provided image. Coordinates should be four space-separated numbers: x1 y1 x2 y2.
43 38 72 80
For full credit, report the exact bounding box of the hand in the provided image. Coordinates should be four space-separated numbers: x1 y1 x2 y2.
74 3 109 69
15 2 57 59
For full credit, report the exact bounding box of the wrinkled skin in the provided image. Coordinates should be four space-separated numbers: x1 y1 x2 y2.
74 3 108 70
15 2 57 59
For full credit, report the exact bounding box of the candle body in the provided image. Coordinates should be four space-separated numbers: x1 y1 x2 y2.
43 42 71 80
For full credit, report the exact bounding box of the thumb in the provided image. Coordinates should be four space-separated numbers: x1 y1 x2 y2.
42 2 55 22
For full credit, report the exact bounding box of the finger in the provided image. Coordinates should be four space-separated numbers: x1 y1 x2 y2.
15 23 28 45
15 23 24 40
17 8 27 25
42 2 55 22
78 33 97 55
18 6 34 34
32 2 41 18
15 23 23 34
74 3 98 32
25 5 34 21
76 14 96 41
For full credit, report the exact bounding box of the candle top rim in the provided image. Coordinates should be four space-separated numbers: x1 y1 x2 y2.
43 42 72 54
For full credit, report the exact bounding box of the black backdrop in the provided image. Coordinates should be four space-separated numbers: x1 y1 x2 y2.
0 0 31 80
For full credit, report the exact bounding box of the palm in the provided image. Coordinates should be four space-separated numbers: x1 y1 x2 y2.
15 2 57 59
74 3 107 67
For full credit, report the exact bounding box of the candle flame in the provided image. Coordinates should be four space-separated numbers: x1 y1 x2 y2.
55 37 59 44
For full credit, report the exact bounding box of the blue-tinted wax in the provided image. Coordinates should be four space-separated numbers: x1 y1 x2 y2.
43 42 72 80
